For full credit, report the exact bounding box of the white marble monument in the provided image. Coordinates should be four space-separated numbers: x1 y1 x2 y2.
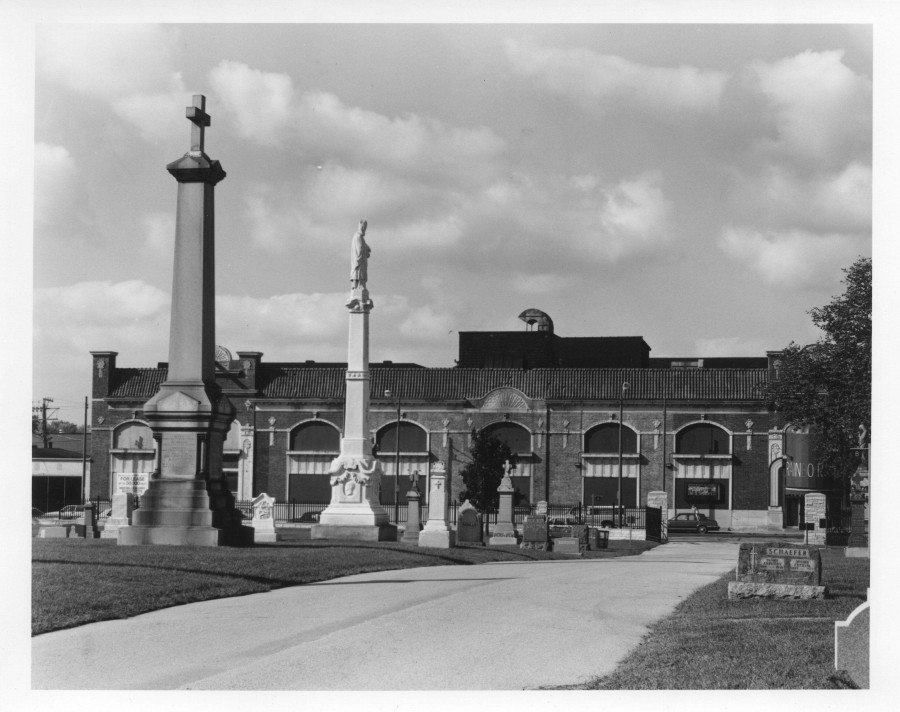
419 461 455 548
250 492 280 542
312 221 397 541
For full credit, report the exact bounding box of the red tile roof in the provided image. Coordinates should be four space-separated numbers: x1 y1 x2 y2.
108 365 767 402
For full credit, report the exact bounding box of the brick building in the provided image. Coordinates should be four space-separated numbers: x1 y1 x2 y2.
89 310 824 531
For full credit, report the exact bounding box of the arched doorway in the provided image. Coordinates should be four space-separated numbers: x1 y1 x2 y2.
287 421 341 504
672 422 732 523
481 421 533 505
582 422 639 508
376 421 429 507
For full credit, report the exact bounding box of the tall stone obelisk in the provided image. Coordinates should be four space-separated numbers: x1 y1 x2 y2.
119 95 252 546
312 221 397 541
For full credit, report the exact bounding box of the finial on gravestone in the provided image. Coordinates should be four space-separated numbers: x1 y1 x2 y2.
186 94 211 153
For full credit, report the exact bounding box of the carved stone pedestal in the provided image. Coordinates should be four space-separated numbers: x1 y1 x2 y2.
312 455 397 541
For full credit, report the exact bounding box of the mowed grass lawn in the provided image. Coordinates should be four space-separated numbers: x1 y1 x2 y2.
577 547 870 690
32 535 656 636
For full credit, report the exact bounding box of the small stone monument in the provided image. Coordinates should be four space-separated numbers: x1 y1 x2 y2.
456 500 483 545
521 511 549 551
804 492 827 546
846 424 869 556
75 503 100 539
419 462 455 548
835 593 869 688
101 493 135 539
727 542 826 600
250 492 280 543
401 471 423 544
489 460 518 546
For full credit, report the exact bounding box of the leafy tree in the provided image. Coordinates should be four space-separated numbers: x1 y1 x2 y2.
765 257 871 479
457 431 512 511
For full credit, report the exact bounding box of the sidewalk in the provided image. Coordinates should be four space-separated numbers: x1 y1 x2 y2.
32 540 739 690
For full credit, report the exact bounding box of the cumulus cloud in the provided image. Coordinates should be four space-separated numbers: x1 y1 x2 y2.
209 60 505 184
37 24 187 143
34 142 79 227
733 162 871 234
750 50 871 166
505 38 729 112
718 226 862 287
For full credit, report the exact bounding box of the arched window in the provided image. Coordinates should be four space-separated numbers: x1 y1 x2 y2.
480 422 532 505
288 421 341 504
376 422 428 454
482 422 531 453
376 422 429 506
673 423 731 513
110 422 156 497
291 421 341 452
223 420 243 497
584 423 638 453
676 424 730 455
581 423 639 508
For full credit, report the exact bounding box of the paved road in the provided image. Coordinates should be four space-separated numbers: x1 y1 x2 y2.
32 540 739 690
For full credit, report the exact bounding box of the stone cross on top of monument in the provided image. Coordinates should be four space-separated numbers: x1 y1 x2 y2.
186 94 211 153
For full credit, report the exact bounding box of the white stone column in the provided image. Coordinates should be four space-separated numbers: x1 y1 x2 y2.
312 224 395 541
419 462 455 548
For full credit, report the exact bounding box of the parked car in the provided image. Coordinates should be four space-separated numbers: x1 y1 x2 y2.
43 504 85 520
667 512 720 534
581 505 626 528
291 511 321 523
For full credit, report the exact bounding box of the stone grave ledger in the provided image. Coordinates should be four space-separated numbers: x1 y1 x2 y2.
727 542 826 600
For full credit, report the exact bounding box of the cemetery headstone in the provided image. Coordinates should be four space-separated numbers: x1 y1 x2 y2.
835 594 869 688
75 503 100 539
456 500 483 545
251 492 280 543
521 514 549 551
419 461 455 548
553 538 583 556
535 501 548 516
727 542 826 600
102 492 135 539
401 480 422 544
489 461 518 546
804 492 827 546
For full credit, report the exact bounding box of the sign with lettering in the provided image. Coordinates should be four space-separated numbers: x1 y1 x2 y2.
116 473 150 496
735 542 821 586
783 426 842 490
686 482 721 501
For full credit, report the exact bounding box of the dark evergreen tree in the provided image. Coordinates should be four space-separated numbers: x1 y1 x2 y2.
457 431 512 511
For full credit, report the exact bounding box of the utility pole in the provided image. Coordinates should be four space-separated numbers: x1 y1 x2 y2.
81 396 89 502
34 398 56 448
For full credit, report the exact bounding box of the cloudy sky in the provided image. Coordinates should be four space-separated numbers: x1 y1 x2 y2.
17 6 884 423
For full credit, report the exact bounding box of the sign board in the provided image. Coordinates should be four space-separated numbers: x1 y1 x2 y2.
685 482 721 501
115 473 150 496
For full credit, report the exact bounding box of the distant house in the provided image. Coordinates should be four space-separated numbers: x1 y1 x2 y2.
32 434 90 512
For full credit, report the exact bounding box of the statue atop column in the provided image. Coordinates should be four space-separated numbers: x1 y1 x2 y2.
350 220 370 289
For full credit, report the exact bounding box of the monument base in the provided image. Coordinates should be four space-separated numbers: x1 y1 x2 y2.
117 477 254 547
844 547 870 558
488 535 518 546
401 528 421 544
419 529 456 548
311 523 397 541
727 582 827 600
